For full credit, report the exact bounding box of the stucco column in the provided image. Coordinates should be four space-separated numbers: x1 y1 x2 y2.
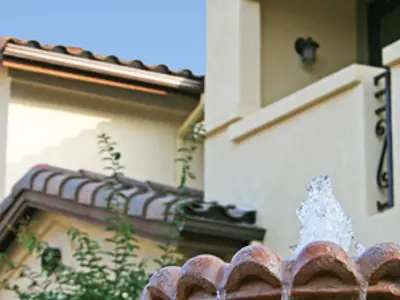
205 0 261 133
0 68 10 200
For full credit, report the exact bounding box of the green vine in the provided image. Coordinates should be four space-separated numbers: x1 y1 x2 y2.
0 124 206 300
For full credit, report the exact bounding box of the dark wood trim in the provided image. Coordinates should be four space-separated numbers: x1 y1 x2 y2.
8 68 200 116
2 54 203 97
3 59 171 96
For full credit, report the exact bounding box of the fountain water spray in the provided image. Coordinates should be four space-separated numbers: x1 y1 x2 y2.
143 174 400 300
290 175 365 255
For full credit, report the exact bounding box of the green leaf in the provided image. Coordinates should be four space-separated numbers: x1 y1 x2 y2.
0 129 203 299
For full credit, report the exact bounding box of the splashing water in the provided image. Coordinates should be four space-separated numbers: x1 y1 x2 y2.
281 285 291 300
290 175 365 256
216 289 227 300
359 281 368 300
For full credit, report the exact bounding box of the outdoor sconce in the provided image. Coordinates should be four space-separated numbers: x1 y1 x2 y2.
294 37 320 64
41 247 62 274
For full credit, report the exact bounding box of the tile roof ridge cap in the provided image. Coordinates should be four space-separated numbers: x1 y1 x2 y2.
146 180 204 196
28 164 84 176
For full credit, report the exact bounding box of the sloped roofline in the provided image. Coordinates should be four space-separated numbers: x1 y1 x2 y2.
0 165 265 255
0 37 204 96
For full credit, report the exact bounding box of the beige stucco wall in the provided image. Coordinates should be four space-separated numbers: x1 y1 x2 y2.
360 39 400 248
261 0 358 106
205 0 262 132
0 69 10 200
0 212 164 299
205 0 363 136
0 75 203 199
204 0 400 257
205 64 387 257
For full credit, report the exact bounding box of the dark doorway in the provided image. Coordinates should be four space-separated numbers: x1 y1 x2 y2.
368 0 400 66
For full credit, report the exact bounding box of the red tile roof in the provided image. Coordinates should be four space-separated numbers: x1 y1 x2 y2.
0 37 204 82
143 241 400 300
0 165 265 253
1 164 254 223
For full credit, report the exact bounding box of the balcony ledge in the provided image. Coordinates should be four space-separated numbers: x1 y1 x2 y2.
228 64 383 142
383 39 400 67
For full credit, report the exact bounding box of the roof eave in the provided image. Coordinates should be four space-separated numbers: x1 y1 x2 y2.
0 191 176 252
2 43 204 95
182 216 266 242
0 191 265 255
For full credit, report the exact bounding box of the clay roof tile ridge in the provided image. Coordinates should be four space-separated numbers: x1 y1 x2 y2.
144 241 400 300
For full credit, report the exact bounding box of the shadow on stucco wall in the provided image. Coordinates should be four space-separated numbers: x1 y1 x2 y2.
4 81 204 199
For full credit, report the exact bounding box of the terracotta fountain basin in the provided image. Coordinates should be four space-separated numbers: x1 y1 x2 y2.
141 241 400 300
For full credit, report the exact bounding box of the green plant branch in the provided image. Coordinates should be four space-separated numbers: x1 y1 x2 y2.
0 124 206 300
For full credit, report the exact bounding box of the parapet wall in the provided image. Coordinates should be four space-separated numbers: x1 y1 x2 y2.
142 241 400 300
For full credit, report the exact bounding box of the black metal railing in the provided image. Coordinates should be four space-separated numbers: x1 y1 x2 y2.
374 68 394 211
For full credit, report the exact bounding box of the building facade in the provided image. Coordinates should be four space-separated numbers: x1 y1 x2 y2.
205 0 400 255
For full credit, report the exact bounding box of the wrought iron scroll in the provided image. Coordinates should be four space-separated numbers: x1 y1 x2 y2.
374 69 394 211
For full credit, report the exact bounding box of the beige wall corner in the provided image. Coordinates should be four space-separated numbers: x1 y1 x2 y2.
260 0 357 106
205 0 261 130
0 69 10 200
204 64 385 255
383 39 400 67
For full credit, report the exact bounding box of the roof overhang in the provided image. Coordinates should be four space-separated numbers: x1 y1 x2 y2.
0 191 265 257
0 165 266 258
1 43 203 97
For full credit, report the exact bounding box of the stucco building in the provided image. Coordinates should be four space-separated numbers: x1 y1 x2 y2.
0 38 264 298
205 0 400 256
2 0 400 297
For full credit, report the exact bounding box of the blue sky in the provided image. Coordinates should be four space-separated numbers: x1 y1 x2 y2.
0 0 206 75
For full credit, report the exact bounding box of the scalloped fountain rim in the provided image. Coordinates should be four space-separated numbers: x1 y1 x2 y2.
141 241 400 300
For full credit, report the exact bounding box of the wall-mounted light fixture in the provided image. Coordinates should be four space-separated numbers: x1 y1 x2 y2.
294 37 320 64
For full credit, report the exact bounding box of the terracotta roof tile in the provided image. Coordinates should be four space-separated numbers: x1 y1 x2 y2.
0 164 265 253
1 164 254 224
143 241 400 300
0 165 265 254
0 37 204 82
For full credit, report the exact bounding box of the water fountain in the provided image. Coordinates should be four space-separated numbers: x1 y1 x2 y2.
141 176 400 300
